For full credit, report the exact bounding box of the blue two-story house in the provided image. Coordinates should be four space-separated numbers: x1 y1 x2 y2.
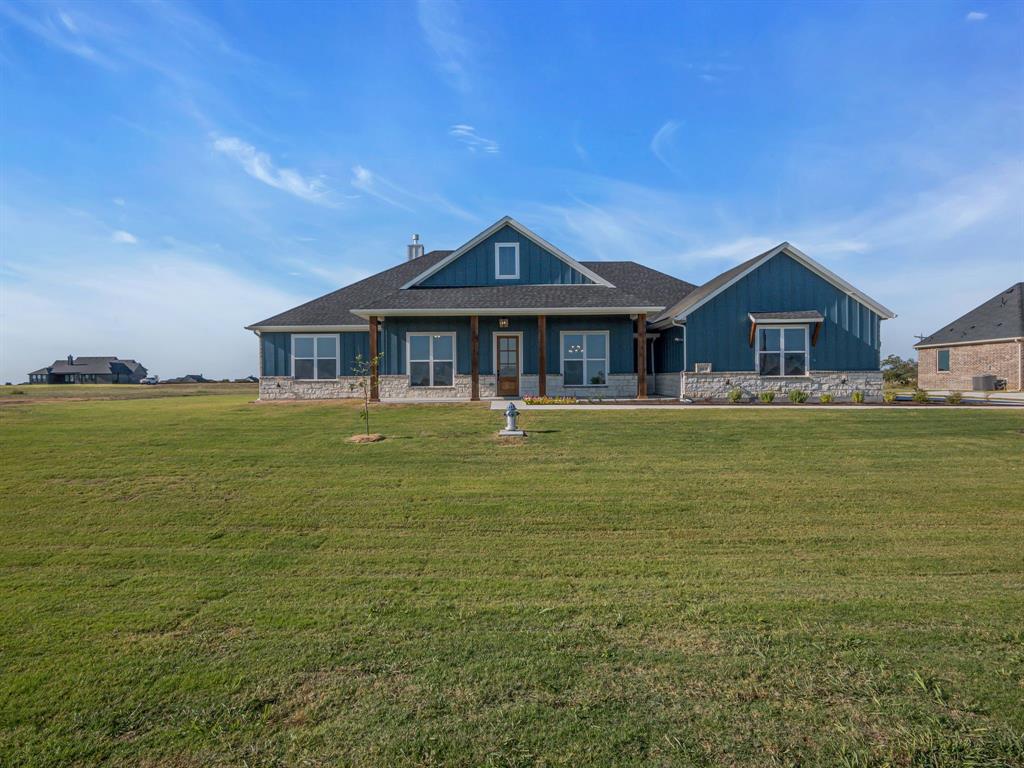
248 216 895 402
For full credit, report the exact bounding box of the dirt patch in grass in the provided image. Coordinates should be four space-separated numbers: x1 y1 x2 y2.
347 433 385 443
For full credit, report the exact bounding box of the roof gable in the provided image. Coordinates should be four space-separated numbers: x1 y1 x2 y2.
915 282 1024 348
653 242 896 325
403 217 612 289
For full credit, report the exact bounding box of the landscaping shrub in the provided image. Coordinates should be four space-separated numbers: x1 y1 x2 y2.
819 393 834 404
882 391 897 404
912 389 930 404
727 388 744 403
851 390 865 403
788 389 809 403
523 396 577 405
758 391 776 403
946 391 964 405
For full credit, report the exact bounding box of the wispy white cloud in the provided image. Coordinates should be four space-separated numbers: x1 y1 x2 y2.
650 120 683 171
449 124 499 154
351 165 414 212
965 11 988 21
213 136 332 205
111 230 138 244
417 0 474 92
112 197 126 207
351 165 478 221
0 2 113 66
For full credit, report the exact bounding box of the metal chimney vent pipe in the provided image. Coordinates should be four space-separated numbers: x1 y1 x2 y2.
407 234 424 261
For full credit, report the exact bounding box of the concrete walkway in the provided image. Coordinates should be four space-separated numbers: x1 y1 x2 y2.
490 399 1024 411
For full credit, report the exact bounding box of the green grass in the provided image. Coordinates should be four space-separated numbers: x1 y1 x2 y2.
1 394 1022 767
0 383 257 401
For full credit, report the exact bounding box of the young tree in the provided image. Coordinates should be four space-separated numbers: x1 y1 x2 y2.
881 354 918 387
349 352 384 435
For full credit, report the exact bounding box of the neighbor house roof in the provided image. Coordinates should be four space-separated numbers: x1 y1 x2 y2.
35 356 146 376
914 282 1024 348
651 242 896 327
248 254 696 328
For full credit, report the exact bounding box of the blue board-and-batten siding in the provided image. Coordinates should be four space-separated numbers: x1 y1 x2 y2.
261 331 369 376
417 225 594 287
680 253 882 373
374 315 637 377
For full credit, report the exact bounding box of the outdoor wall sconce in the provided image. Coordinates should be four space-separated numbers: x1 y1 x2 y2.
498 318 510 328
499 401 526 437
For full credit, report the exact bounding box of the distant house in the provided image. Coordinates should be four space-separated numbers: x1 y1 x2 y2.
915 283 1023 392
247 215 895 401
28 356 147 384
163 374 211 384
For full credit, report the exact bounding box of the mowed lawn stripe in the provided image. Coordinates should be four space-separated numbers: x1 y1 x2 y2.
1 395 1022 766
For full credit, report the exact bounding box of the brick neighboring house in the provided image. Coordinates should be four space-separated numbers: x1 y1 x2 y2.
914 283 1024 392
27 355 148 384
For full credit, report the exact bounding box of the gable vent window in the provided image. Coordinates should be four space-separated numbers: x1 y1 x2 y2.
495 243 520 280
293 335 338 380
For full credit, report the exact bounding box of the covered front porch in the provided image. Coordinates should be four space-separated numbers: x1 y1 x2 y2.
366 312 655 402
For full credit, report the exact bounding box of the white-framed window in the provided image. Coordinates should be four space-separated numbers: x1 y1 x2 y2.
408 332 455 387
756 325 809 376
561 331 608 386
292 334 338 380
494 242 519 280
937 349 950 372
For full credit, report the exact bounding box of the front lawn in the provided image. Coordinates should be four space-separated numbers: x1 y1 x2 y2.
0 396 1022 766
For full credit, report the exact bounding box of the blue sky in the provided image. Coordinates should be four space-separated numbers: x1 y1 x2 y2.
1 0 1022 381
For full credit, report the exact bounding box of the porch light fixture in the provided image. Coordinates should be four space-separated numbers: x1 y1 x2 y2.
498 318 509 328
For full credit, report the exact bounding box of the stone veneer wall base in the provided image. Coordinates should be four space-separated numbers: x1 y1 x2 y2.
261 373 640 400
680 371 884 401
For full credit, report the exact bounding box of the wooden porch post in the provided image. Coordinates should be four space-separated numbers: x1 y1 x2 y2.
537 315 547 396
369 316 380 402
636 314 647 399
470 315 480 401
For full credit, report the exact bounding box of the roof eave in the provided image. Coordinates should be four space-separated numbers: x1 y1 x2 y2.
350 306 664 318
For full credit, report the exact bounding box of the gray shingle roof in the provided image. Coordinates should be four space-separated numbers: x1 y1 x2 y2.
40 356 146 375
248 255 696 327
915 282 1024 347
249 250 453 327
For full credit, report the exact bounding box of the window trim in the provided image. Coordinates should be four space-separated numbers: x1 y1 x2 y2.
754 324 810 377
936 348 951 372
494 242 520 280
406 331 457 388
291 333 340 381
559 330 610 387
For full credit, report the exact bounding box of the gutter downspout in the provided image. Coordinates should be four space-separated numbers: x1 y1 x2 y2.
672 318 686 398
